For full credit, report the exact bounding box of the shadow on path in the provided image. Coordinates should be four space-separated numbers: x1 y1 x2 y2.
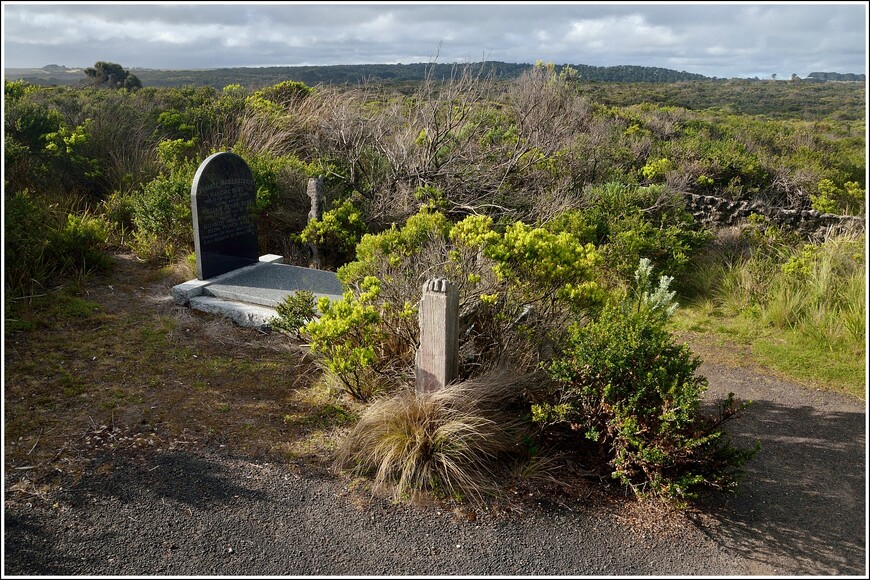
698 389 866 574
4 450 271 575
3 513 78 576
70 450 271 506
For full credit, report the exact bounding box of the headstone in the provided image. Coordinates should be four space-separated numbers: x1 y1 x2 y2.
191 152 259 279
415 278 459 393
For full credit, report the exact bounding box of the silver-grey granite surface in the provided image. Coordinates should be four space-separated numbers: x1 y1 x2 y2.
203 263 344 307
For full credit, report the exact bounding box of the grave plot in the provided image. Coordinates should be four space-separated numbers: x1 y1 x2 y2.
173 152 342 328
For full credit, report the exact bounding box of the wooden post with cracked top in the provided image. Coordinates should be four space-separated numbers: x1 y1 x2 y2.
415 278 459 393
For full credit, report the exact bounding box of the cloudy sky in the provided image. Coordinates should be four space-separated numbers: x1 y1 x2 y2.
2 2 867 79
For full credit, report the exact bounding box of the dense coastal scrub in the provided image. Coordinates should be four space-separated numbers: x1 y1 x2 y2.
5 63 864 505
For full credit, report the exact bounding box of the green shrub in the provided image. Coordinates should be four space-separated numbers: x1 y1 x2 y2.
640 157 674 182
4 190 58 293
300 207 605 401
40 117 104 199
270 290 317 338
337 208 452 286
156 138 198 173
547 182 712 283
4 90 69 194
297 197 367 268
539 259 757 504
239 149 312 212
301 277 398 401
252 80 312 108
4 191 111 295
482 219 601 306
329 208 603 390
100 190 136 238
414 184 449 210
50 212 112 275
811 178 865 215
130 168 194 262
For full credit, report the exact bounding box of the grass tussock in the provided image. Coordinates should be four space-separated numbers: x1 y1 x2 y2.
335 370 539 504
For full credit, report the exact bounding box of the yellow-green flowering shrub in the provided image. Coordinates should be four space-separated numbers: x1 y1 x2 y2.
295 208 604 399
301 276 388 401
297 197 368 267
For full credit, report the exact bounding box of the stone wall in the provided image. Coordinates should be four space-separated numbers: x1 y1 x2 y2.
684 193 865 239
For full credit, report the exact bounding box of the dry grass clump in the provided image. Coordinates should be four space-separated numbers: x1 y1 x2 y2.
335 370 540 504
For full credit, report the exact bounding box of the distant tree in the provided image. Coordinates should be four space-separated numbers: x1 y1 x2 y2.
791 73 800 81
83 61 141 90
771 73 777 80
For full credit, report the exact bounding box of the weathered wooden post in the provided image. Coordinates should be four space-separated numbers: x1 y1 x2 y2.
415 278 459 393
306 176 324 268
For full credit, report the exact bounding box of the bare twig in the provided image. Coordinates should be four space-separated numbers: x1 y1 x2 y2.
27 429 43 455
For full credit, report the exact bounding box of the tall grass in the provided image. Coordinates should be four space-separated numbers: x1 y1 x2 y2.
723 229 864 346
679 222 865 395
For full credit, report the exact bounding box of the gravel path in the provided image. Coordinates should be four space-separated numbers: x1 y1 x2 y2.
4 353 866 576
695 357 867 576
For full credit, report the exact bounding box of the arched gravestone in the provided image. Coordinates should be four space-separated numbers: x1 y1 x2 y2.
191 152 259 279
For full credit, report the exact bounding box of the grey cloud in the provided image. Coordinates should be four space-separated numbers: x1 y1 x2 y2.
3 3 865 78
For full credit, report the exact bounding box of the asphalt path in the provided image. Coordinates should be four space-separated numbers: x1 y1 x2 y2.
4 358 866 576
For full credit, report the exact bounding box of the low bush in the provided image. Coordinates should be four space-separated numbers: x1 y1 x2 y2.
537 259 758 504
247 150 318 247
5 190 58 294
129 161 195 262
5 190 111 296
270 290 317 339
130 140 226 255
296 197 368 268
300 277 406 402
284 208 603 400
810 178 865 216
546 182 712 284
51 211 112 276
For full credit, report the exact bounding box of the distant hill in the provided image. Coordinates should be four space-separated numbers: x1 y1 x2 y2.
806 72 866 82
6 61 713 89
4 64 85 85
8 62 866 90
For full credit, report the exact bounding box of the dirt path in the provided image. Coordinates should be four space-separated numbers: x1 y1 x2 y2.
3 255 867 575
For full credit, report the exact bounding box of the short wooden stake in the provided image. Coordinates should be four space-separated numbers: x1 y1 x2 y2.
415 278 459 393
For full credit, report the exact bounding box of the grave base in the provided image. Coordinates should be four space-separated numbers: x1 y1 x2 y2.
172 255 343 329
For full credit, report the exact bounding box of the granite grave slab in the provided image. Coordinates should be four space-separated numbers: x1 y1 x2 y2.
203 263 344 307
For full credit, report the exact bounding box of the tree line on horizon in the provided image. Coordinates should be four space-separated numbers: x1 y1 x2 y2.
9 61 865 93
7 60 733 88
